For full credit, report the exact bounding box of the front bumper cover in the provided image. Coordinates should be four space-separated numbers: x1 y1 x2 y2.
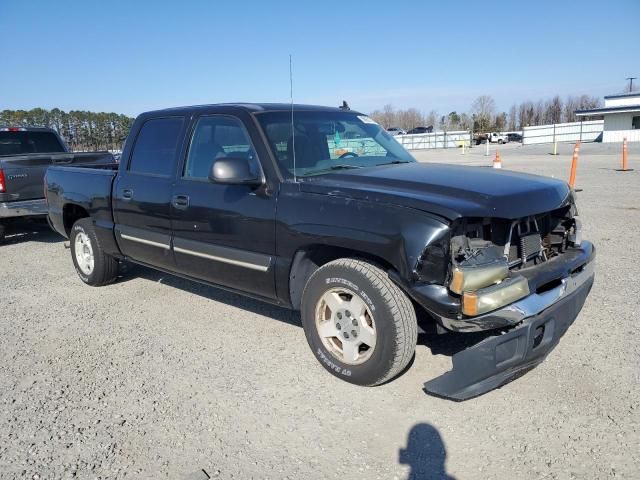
423 259 594 400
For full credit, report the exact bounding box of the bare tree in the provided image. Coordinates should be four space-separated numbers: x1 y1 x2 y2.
425 110 438 129
471 95 496 132
508 105 517 130
532 100 544 126
544 95 563 124
564 95 579 123
458 113 473 131
381 104 396 128
367 91 605 133
398 108 424 131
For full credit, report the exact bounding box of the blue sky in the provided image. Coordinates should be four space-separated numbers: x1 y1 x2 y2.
1 0 638 117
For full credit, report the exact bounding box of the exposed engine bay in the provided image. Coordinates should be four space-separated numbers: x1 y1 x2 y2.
445 204 583 316
451 204 581 272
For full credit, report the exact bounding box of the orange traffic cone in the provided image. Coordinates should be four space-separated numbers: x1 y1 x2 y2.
493 150 502 169
616 137 634 172
568 141 580 188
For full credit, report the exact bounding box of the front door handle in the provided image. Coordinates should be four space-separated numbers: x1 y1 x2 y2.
172 194 190 209
122 189 133 200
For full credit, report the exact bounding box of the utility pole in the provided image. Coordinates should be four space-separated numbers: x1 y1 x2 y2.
626 77 637 92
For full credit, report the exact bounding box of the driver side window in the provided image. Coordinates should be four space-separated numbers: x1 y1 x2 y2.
184 116 258 180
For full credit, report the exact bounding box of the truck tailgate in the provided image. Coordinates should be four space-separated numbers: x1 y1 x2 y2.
0 152 113 202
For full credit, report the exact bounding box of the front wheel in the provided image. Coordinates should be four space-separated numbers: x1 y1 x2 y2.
301 258 417 386
70 218 118 286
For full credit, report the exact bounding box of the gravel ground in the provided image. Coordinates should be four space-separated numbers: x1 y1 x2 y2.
0 143 638 479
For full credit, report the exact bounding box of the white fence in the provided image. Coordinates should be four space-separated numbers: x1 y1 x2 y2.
522 120 603 145
395 131 471 150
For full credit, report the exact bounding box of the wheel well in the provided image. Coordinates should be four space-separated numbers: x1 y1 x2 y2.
63 204 90 236
288 245 396 310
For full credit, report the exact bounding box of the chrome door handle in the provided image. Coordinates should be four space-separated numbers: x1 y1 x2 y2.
122 189 133 200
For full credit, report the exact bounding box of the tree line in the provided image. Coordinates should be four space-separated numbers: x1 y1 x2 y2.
0 108 134 151
0 93 608 148
369 94 603 133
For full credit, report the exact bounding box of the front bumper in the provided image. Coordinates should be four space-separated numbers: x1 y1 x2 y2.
410 241 595 332
0 199 47 218
423 258 595 400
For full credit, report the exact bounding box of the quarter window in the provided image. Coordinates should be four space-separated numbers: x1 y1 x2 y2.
129 117 184 176
184 116 258 179
632 116 640 129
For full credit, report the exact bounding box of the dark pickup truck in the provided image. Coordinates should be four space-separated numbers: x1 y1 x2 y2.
0 127 113 241
45 103 595 400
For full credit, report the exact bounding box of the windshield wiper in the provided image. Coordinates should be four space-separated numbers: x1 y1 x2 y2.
302 164 363 176
376 160 412 166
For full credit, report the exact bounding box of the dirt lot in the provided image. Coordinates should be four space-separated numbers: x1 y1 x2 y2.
1 143 638 479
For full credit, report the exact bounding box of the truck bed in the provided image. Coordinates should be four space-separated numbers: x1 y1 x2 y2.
45 163 119 240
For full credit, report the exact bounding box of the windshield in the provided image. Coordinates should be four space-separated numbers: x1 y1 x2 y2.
256 111 415 177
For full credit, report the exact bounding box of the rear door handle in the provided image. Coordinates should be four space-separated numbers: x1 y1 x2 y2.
122 189 133 200
52 157 73 164
172 194 190 209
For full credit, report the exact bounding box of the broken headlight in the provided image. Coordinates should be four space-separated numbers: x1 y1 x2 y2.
449 236 509 295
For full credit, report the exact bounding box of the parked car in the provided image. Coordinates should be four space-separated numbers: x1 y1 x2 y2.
508 133 523 143
45 103 595 400
406 126 433 135
0 127 114 242
474 132 509 145
386 127 406 136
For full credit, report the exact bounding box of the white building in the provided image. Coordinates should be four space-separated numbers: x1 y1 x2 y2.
576 92 640 143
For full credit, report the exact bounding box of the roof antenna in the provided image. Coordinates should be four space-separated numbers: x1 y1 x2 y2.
289 54 297 183
339 100 350 111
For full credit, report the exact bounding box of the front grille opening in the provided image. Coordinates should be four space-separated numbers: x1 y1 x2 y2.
536 278 563 294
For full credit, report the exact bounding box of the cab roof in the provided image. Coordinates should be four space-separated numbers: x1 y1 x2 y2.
141 103 363 117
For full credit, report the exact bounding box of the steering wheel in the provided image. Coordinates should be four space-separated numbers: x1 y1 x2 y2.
339 151 359 159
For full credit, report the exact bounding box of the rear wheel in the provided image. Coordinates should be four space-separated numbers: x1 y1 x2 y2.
301 258 417 386
70 218 118 286
0 222 5 243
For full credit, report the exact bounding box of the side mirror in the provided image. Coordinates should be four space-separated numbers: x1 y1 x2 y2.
209 156 262 185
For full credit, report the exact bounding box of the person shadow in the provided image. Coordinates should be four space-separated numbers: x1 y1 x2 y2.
399 423 455 480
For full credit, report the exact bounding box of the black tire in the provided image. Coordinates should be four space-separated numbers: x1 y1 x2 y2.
498 139 503 144
0 223 5 244
301 258 417 386
70 218 118 286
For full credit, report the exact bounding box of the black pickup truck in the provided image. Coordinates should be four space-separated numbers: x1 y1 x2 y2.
45 104 595 400
0 127 113 242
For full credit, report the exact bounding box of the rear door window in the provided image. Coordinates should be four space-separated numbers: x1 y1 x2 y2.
0 131 65 156
128 117 184 176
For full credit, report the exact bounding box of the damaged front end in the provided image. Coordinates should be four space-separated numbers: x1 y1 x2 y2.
406 202 595 400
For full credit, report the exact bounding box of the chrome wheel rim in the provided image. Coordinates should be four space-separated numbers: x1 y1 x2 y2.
74 231 94 275
315 287 376 365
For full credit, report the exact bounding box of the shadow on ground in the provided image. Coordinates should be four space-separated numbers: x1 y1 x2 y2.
1 219 63 245
399 423 455 479
131 265 301 328
130 264 495 357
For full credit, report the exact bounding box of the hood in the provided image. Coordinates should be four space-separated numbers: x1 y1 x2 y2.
299 162 572 221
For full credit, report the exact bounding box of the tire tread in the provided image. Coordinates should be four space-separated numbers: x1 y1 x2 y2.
72 218 118 286
304 258 417 386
